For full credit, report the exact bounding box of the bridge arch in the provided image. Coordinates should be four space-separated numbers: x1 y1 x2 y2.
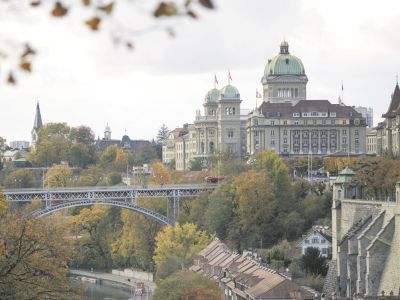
32 199 173 225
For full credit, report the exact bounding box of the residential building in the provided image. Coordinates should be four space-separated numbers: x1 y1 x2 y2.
191 238 318 300
300 228 332 258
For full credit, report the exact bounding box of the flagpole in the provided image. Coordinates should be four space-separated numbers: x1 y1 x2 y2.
341 80 344 104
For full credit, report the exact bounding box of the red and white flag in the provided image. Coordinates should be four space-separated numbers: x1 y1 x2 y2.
214 74 219 86
256 89 262 98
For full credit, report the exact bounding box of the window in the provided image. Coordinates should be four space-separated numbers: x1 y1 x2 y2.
271 140 275 146
283 129 287 135
271 121 275 126
283 120 288 125
343 129 347 135
355 119 360 125
284 138 288 143
304 239 310 244
209 141 214 153
226 107 236 115
322 119 326 125
321 239 326 244
294 121 299 125
304 120 308 125
313 120 317 125
355 130 359 135
331 119 336 125
342 137 347 144
312 238 319 244
311 111 318 116
322 248 327 254
330 112 336 117
271 130 275 136
342 120 347 125
227 130 234 138
295 88 298 97
293 112 300 117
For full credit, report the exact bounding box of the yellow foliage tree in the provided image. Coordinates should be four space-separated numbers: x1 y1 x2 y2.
45 164 73 188
233 170 276 243
0 189 8 217
153 223 212 279
0 212 81 299
151 161 172 185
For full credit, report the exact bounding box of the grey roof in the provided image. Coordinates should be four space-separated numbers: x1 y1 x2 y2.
258 100 364 120
33 102 43 130
96 136 150 151
383 83 400 118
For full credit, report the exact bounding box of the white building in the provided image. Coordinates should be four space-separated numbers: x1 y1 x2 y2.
353 106 373 128
301 229 332 258
9 141 30 149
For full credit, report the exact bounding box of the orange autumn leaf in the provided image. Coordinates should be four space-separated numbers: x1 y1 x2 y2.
85 16 101 31
20 61 32 72
51 2 68 17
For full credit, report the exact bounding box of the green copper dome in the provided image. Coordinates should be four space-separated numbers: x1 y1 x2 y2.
205 88 220 103
265 41 305 76
220 85 240 99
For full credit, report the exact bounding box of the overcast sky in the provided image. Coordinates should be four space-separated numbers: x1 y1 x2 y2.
1 0 400 144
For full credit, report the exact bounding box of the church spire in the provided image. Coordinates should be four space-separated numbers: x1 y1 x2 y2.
33 102 43 130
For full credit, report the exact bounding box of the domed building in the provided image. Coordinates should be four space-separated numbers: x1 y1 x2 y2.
261 41 308 103
163 41 368 170
163 82 247 170
248 41 367 156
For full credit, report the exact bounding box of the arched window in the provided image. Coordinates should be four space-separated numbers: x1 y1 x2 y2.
209 142 214 153
201 142 205 154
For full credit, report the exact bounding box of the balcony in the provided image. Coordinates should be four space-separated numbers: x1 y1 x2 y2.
195 115 217 121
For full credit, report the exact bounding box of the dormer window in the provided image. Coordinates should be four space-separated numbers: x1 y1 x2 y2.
293 112 300 117
330 112 336 117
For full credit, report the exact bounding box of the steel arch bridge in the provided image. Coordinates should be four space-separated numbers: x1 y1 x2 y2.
3 185 215 225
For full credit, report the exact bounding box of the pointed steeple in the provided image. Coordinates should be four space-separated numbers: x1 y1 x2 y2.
383 83 400 118
33 102 43 130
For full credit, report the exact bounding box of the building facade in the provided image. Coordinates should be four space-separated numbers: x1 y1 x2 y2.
323 168 400 298
96 124 150 152
163 85 248 171
372 83 400 157
163 41 368 170
247 42 367 157
300 228 332 258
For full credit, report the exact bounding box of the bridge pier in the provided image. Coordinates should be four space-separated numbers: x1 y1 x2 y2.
167 190 180 224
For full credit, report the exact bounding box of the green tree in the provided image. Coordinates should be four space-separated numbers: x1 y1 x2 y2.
69 205 117 269
152 270 222 300
301 247 327 276
233 170 277 248
107 172 122 186
156 124 169 144
153 223 212 279
4 169 35 189
29 123 71 166
0 136 6 170
77 165 104 186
